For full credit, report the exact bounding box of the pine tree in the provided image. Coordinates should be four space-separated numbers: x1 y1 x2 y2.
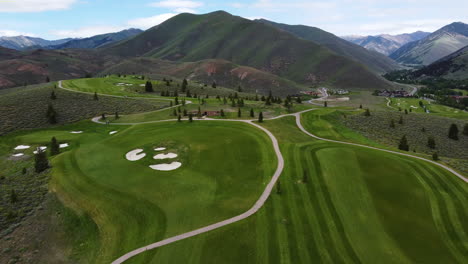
238 108 241 118
189 113 193 122
102 113 106 120
220 109 225 117
181 79 188 92
448 124 459 140
175 97 179 105
359 104 362 109
427 136 436 149
398 135 409 151
296 97 302 104
276 181 281 194
177 114 182 122
50 90 57 100
34 148 49 173
324 101 328 107
115 112 119 119
238 85 242 92
145 81 153 92
212 81 217 88
464 123 468 136
183 109 188 116
46 104 57 124
364 108 371 116
50 137 60 156
250 108 254 118
432 152 439 161
404 109 408 114
258 112 264 123
94 92 99 100
45 76 50 83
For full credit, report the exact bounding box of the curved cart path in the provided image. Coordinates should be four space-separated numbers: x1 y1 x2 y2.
91 110 468 263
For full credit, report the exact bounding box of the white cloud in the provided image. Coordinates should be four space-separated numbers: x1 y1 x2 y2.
0 0 77 13
127 13 178 29
149 0 203 9
50 25 125 38
0 29 36 37
174 7 196 13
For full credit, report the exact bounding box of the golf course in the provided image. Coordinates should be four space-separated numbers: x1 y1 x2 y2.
1 77 467 264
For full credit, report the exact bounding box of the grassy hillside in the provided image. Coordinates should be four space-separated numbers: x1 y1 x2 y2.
101 58 306 95
412 45 468 79
105 11 394 91
257 19 400 73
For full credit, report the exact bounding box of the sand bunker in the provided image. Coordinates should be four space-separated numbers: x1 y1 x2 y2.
109 131 118 135
126 149 146 161
60 143 69 148
410 105 418 109
70 131 83 134
12 153 24 157
154 147 166 151
149 162 182 171
14 145 30 150
153 153 178 160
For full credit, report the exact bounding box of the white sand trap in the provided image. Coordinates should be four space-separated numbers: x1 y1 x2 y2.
126 149 146 161
153 153 178 160
154 147 166 151
33 146 47 154
70 131 83 134
140 84 145 87
149 162 182 171
14 145 30 150
12 153 24 157
109 131 118 135
60 143 69 148
410 105 418 109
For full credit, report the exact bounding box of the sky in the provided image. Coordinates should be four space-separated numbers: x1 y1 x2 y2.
0 0 467 39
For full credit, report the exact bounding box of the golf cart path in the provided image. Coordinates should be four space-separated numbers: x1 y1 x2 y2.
96 109 467 263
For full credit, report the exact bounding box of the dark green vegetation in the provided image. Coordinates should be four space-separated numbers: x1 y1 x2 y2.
0 82 169 135
258 19 400 73
105 11 394 90
412 45 468 80
390 22 468 65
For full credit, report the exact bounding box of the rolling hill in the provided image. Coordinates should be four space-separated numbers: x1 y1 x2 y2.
390 22 468 65
343 31 430 55
257 19 401 73
48 28 143 49
412 45 468 79
105 11 394 91
101 57 305 95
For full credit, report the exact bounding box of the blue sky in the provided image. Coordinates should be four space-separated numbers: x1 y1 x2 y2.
0 0 467 39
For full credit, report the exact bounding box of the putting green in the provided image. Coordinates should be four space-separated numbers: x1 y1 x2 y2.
30 120 276 263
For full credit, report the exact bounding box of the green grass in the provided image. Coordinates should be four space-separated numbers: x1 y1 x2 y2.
0 120 276 263
387 97 468 120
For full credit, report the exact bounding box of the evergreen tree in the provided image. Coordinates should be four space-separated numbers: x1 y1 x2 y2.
255 94 259 101
276 181 281 194
175 97 179 105
464 123 468 136
102 113 106 120
183 109 188 116
50 90 57 100
46 104 57 124
94 92 98 100
390 119 395 128
145 81 153 92
34 148 49 173
427 136 436 149
250 108 254 118
212 81 217 88
238 85 242 92
296 97 302 104
448 124 459 140
432 152 439 161
181 79 188 92
189 113 193 122
359 104 362 109
115 112 119 119
324 101 328 107
50 137 60 156
220 109 225 117
258 112 264 123
364 108 371 116
404 109 408 114
10 189 18 203
22 168 27 174
421 127 426 132
398 135 409 151
238 108 241 118
177 114 182 122
46 76 50 83
265 97 271 106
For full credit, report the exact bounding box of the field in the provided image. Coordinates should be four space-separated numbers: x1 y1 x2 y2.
386 97 468 120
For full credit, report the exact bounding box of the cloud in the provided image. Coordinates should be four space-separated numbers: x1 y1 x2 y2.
50 25 126 38
127 13 178 29
0 0 77 13
0 30 36 37
149 0 203 9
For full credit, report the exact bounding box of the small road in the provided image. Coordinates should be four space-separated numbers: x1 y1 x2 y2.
96 108 467 263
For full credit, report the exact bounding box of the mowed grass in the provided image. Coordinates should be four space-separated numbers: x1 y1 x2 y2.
4 120 276 263
387 97 468 120
129 115 468 264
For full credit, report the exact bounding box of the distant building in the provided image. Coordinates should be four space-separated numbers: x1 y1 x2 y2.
377 89 410 97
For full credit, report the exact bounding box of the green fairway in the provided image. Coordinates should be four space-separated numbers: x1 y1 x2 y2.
386 97 468 119
125 115 468 264
1 120 276 263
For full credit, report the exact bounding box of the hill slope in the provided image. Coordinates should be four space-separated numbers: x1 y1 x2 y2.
49 29 143 49
105 11 394 91
101 57 304 95
344 31 430 55
0 36 72 50
412 45 468 79
390 22 468 65
257 19 400 73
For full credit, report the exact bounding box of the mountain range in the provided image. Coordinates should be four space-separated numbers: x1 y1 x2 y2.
0 36 72 50
411 45 468 79
389 22 468 65
343 31 430 55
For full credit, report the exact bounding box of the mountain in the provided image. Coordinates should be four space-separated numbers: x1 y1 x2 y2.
48 28 143 49
411 45 468 79
256 19 400 73
343 31 430 55
101 58 305 95
0 36 72 50
105 11 394 91
390 22 468 65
